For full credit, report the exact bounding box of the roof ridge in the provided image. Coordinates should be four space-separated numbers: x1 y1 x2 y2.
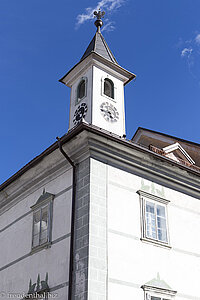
99 32 117 63
93 32 98 52
133 127 200 147
80 31 118 64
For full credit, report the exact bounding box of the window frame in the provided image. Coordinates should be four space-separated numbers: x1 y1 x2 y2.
101 77 116 101
142 285 177 300
31 193 54 252
138 190 171 248
103 78 114 99
76 77 87 104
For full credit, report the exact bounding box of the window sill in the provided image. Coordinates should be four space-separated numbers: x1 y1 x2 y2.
102 93 116 103
140 237 171 249
31 242 51 254
76 96 86 105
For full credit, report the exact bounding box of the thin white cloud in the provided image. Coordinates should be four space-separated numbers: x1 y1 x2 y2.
181 48 193 57
101 20 115 32
195 33 200 45
178 34 200 82
76 0 126 30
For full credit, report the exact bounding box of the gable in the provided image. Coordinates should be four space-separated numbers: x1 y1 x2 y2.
132 128 200 170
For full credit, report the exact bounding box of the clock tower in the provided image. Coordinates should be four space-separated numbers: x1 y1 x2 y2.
59 10 135 136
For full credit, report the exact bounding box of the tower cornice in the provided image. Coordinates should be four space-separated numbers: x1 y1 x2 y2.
59 51 135 87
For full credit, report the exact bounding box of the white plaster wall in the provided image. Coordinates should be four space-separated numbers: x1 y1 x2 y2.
92 66 125 136
68 65 126 136
69 67 93 130
107 164 200 300
0 165 72 299
108 282 143 300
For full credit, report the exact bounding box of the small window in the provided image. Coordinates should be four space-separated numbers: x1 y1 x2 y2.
31 191 54 250
32 205 49 247
145 201 168 243
141 274 177 300
77 78 87 103
104 78 114 99
138 190 170 246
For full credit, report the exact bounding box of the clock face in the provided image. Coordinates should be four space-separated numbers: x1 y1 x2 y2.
100 102 119 123
73 103 88 125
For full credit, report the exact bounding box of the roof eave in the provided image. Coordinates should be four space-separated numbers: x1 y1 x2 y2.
1 123 200 192
59 52 136 87
132 127 200 148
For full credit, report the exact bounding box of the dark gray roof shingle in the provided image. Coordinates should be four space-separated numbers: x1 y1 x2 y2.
80 31 118 64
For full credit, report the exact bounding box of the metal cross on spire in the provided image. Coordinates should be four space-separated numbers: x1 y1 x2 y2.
94 9 105 32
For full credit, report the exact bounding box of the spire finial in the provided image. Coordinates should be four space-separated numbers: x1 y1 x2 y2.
94 9 105 33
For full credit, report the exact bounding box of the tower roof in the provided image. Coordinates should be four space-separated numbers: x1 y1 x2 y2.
80 31 118 64
59 9 135 85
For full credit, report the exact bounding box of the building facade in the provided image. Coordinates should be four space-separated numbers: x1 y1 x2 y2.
1 10 200 300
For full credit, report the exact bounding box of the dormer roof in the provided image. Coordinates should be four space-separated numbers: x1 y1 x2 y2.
132 127 200 171
163 142 195 165
143 273 172 290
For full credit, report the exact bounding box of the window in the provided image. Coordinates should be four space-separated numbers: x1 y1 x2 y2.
77 78 87 103
104 78 114 99
141 274 177 300
143 288 176 300
32 205 49 248
145 201 168 243
31 191 54 250
138 190 170 246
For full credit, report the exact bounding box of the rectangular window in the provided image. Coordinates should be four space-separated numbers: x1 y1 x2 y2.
32 204 51 249
145 201 168 243
138 190 170 247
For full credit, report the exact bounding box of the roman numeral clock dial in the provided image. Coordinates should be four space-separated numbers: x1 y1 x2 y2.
73 103 88 125
100 102 119 123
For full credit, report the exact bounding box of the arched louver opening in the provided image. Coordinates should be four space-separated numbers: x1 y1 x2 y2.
104 78 114 99
77 79 86 100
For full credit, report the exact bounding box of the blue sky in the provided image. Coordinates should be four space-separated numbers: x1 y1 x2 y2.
1 0 200 183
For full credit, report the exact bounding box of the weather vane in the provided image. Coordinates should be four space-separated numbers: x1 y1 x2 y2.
94 9 105 32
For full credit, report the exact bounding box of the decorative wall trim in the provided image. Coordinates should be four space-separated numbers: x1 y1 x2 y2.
140 237 171 249
110 180 200 217
109 180 136 193
177 293 200 300
108 228 200 258
49 281 69 292
137 190 170 204
108 278 140 288
109 278 198 300
0 185 72 234
0 233 70 272
52 233 70 245
0 211 32 234
108 228 140 241
141 284 177 296
0 162 72 214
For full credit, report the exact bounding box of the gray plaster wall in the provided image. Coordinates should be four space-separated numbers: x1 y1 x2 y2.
0 150 73 299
